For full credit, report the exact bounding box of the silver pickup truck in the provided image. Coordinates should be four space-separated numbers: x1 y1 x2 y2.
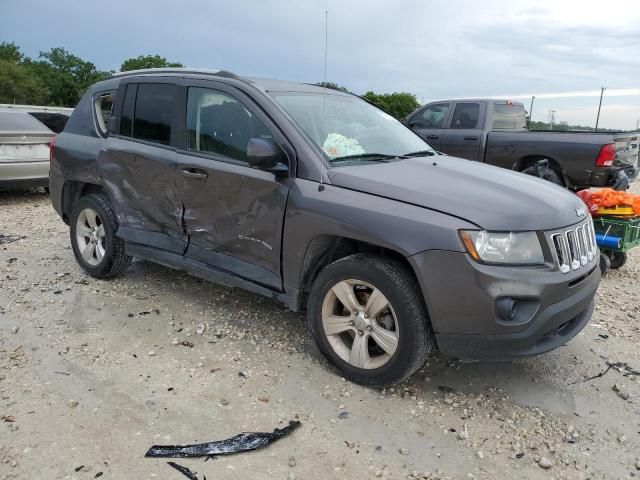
405 99 636 190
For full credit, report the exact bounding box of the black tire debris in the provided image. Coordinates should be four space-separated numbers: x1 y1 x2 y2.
167 461 202 480
146 421 301 458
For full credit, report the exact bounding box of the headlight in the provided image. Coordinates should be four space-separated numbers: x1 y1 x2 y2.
459 230 544 265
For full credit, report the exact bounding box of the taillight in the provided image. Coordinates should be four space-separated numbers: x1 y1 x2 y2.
595 143 615 167
49 136 56 165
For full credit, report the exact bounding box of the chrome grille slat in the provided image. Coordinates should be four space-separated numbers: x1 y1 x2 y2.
550 219 597 274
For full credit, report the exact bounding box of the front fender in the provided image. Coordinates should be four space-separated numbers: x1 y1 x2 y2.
282 178 476 292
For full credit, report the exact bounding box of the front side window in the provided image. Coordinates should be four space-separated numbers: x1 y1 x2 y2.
450 103 480 129
273 92 433 162
413 104 450 129
186 87 272 163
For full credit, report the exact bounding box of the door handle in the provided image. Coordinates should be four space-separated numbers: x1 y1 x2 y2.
464 136 478 141
427 135 439 140
180 168 208 179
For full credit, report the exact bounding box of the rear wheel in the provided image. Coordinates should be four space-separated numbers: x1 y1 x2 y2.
522 164 564 186
70 192 131 278
307 254 434 387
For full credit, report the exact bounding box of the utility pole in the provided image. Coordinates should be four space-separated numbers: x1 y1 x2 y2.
548 110 556 130
595 87 606 132
528 96 535 126
636 118 639 131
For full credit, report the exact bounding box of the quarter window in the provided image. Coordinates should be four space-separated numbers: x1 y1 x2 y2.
94 92 115 135
186 87 272 163
451 103 480 129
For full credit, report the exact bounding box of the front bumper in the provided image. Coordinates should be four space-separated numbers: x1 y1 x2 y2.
409 250 600 360
0 161 49 188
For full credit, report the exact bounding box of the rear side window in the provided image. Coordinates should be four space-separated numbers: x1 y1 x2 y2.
119 84 137 137
492 103 527 130
119 83 176 145
450 103 480 129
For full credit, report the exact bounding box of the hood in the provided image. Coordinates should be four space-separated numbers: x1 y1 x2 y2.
328 155 587 231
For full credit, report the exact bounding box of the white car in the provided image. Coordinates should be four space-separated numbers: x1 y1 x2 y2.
0 109 55 189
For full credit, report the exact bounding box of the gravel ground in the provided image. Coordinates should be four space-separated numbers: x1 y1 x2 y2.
1 185 639 480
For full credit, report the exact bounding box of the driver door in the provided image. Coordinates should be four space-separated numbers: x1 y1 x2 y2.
175 81 294 290
406 103 451 150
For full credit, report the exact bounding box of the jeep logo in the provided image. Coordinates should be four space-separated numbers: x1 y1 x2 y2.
575 208 586 217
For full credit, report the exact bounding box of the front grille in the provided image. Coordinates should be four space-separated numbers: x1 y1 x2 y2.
551 219 597 274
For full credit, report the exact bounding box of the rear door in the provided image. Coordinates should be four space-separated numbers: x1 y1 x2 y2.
406 103 451 150
175 81 294 290
99 80 187 253
440 102 484 160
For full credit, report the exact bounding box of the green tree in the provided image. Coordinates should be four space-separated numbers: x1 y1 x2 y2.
0 59 48 104
120 54 183 72
362 91 420 119
23 47 108 106
0 41 23 63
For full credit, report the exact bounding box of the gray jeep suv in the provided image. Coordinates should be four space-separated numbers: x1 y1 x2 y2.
50 69 601 387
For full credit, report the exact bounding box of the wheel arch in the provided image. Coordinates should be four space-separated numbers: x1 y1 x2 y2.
514 154 569 186
61 181 108 224
297 235 421 310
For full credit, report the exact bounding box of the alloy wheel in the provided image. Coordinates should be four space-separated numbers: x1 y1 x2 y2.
75 208 106 266
321 279 399 369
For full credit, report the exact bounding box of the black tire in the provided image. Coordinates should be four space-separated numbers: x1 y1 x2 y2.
608 251 627 269
522 164 564 186
599 252 611 276
307 254 434 387
70 192 131 279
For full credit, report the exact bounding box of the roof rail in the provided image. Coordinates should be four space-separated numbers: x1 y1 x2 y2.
110 68 246 82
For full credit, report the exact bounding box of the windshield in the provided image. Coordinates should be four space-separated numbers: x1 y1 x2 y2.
271 92 434 162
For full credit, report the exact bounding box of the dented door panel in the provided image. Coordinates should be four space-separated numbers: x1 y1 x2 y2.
98 137 186 253
177 152 289 290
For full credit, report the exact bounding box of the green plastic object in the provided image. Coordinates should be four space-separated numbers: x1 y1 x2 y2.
593 216 640 253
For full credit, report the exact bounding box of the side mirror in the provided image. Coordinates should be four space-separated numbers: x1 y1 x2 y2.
247 138 288 174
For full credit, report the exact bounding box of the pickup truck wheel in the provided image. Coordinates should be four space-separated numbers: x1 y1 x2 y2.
307 254 434 387
70 192 132 279
522 165 564 186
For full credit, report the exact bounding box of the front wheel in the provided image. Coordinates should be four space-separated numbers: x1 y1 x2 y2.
307 254 434 387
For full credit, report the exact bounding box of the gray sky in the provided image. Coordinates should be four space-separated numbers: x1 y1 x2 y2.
2 0 639 129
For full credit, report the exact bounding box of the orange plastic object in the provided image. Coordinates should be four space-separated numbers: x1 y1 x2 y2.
577 188 640 216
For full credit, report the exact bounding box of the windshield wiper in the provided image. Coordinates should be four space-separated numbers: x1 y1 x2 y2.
330 153 402 163
403 150 436 157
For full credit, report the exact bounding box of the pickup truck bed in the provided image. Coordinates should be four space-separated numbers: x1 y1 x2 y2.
406 99 636 190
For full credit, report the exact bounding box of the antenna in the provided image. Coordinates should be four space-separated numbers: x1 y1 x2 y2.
319 9 328 192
